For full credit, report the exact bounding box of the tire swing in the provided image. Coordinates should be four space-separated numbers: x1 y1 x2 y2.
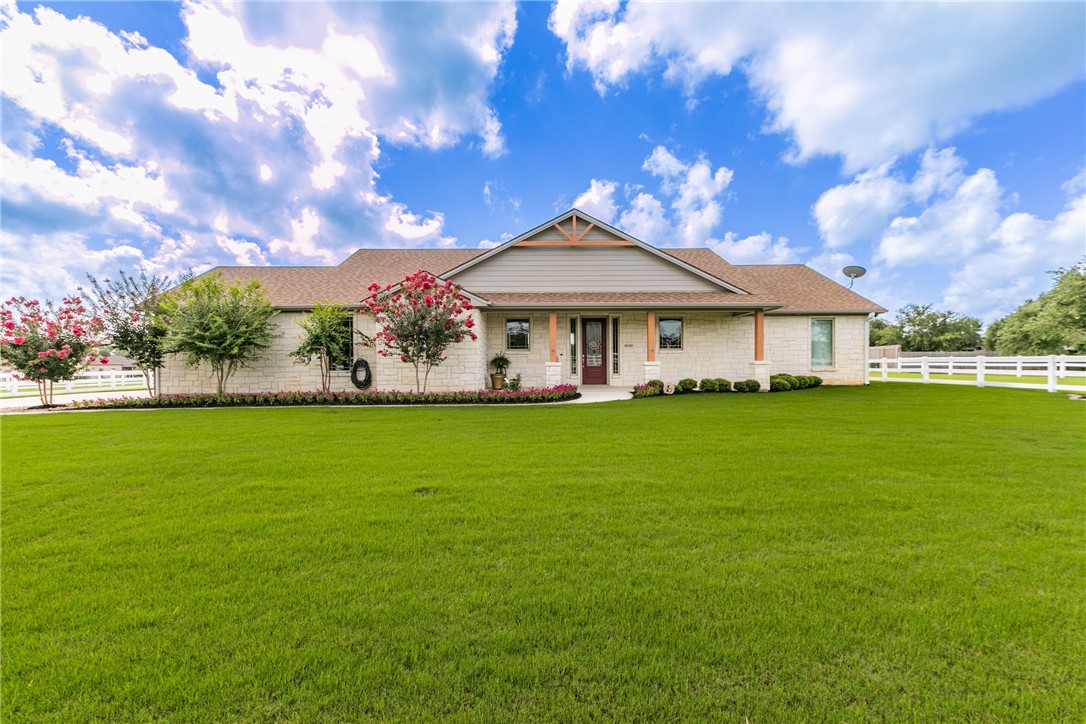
350 359 373 390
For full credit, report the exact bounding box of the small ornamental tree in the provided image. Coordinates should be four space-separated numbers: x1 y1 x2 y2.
361 270 478 392
0 296 107 405
290 302 354 393
82 269 183 396
163 273 279 396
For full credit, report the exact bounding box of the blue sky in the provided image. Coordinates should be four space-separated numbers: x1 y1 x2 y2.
2 1 1083 323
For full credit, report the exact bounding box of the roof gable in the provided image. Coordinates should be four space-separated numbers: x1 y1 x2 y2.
443 209 749 294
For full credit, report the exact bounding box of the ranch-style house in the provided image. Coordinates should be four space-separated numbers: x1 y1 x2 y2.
160 209 886 394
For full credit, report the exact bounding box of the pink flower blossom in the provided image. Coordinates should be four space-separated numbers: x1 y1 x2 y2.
58 350 69 359
13 336 25 345
100 357 109 364
1 321 13 330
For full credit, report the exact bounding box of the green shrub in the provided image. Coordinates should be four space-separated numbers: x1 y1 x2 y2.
699 378 717 392
645 379 665 390
809 376 823 387
632 383 663 398
792 375 811 389
769 375 793 392
777 373 798 389
714 378 732 392
734 379 761 393
676 378 697 393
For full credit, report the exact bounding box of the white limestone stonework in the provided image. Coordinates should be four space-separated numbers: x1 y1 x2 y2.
763 314 869 385
158 311 376 395
159 309 872 394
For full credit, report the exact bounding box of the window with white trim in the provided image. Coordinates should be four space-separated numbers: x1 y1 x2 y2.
506 319 530 350
330 316 354 370
811 319 834 367
659 317 683 350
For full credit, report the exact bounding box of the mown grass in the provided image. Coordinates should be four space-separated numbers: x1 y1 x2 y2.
2 385 1083 721
881 371 1085 386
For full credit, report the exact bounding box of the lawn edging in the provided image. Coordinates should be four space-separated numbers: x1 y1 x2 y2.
72 385 580 409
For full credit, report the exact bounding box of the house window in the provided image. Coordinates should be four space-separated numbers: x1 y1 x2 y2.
811 319 834 367
330 316 354 370
659 317 683 350
611 318 620 374
569 318 578 374
506 319 530 350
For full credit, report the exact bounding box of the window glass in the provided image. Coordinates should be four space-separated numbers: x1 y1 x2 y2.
570 318 578 373
659 318 683 350
330 316 354 370
612 318 620 374
506 319 530 350
811 319 834 367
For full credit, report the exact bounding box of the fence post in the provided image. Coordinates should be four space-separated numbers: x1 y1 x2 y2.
947 357 955 376
1048 355 1058 392
1015 358 1021 377
977 356 986 387
920 356 929 382
111 372 117 390
881 358 888 381
1058 355 1066 376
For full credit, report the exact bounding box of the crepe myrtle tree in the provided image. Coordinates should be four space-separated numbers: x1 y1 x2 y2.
82 269 186 396
0 295 108 406
290 302 354 394
163 273 279 396
360 270 478 393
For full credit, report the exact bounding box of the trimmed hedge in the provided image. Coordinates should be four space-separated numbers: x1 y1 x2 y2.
73 385 580 409
769 374 824 392
676 378 698 394
734 379 761 393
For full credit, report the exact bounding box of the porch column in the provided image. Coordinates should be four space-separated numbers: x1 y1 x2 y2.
750 309 770 391
754 310 765 361
548 311 558 362
545 311 561 386
643 311 661 383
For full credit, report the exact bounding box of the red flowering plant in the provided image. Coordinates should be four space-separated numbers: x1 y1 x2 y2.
360 270 478 393
0 296 106 405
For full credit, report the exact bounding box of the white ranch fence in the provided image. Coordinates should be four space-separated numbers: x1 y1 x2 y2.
1 370 150 398
868 355 1086 393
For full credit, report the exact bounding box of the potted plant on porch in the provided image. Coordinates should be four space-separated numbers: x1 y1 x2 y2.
490 352 510 389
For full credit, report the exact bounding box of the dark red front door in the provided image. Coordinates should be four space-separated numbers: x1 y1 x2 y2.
582 318 607 385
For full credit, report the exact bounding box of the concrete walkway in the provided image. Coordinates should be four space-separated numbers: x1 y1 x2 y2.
566 386 632 404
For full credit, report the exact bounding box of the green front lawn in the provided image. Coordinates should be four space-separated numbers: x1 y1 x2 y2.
879 371 1086 386
3 385 1083 720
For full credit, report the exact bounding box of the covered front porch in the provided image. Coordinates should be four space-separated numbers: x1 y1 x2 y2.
480 305 775 390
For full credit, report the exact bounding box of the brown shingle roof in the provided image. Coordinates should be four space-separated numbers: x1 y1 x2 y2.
663 249 886 314
478 292 784 308
208 249 485 308
205 246 883 313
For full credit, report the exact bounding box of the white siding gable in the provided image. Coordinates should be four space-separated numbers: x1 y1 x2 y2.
448 246 724 293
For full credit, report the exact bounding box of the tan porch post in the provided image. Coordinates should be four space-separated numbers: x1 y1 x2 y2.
646 311 656 362
548 311 558 363
754 310 765 361
545 311 561 386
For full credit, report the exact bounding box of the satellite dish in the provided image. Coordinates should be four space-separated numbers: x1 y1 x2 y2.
842 265 867 289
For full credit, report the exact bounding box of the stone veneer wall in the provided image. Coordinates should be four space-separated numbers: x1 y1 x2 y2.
764 314 869 385
158 311 377 395
373 309 488 392
158 309 871 393
652 312 755 384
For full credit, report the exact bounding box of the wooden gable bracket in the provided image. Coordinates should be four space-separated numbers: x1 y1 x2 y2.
517 214 633 247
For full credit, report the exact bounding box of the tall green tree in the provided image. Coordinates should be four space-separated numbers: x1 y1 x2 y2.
83 269 185 396
892 304 982 352
988 261 1086 354
869 317 903 347
290 302 354 393
163 273 279 395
